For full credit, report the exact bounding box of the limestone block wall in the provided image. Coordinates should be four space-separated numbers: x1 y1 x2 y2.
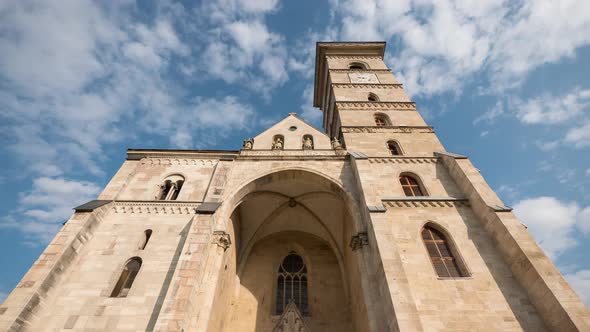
105 158 218 201
23 205 195 331
338 109 428 127
383 204 547 331
333 85 411 102
342 132 444 157
329 71 400 84
326 57 390 71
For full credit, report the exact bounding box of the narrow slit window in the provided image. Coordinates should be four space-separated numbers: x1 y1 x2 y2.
422 226 467 278
111 257 142 298
387 141 402 155
139 229 152 250
374 113 389 127
276 252 308 316
399 175 425 196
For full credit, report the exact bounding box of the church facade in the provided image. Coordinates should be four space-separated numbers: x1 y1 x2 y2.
1 42 589 331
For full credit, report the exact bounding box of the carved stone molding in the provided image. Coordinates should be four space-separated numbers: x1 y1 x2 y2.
350 232 369 251
336 101 416 110
332 83 403 89
140 158 218 167
273 301 310 332
330 69 392 72
383 199 469 208
326 55 382 60
368 157 438 164
341 126 434 134
112 201 201 214
212 231 231 250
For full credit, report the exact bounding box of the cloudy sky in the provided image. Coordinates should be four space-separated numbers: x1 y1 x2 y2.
0 0 589 305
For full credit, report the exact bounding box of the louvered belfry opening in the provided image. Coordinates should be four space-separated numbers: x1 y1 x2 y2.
276 252 309 316
422 226 467 278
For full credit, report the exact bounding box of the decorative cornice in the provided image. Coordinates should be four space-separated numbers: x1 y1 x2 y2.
330 69 392 72
341 126 434 134
326 55 382 60
212 231 231 250
350 232 369 250
140 158 218 167
368 157 438 164
112 201 202 214
238 149 347 159
332 83 403 89
336 101 416 110
382 197 469 208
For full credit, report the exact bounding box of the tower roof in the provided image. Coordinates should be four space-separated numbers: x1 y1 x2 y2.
313 42 386 107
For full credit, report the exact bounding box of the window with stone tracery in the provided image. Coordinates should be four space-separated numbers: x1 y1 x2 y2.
111 257 142 298
276 252 308 316
157 175 184 201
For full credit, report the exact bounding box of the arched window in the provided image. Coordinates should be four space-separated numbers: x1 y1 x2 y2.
276 252 308 316
387 141 402 155
302 135 314 150
368 93 379 102
272 135 284 150
422 226 468 277
139 229 152 250
374 113 390 127
348 62 367 70
111 257 142 298
399 174 426 196
157 175 185 201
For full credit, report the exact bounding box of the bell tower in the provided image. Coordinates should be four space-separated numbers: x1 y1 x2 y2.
313 42 444 157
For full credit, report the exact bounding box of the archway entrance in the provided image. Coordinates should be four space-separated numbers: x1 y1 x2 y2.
208 170 370 332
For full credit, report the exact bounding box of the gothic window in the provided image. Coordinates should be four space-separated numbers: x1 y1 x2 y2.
139 229 152 250
399 174 426 196
272 135 284 150
111 257 142 298
348 62 367 70
302 135 314 150
157 175 185 201
368 93 379 102
374 113 390 127
422 225 468 278
276 252 308 316
387 141 402 155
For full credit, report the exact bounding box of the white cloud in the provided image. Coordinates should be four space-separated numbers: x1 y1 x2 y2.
565 123 590 148
515 89 590 124
195 0 288 91
330 0 590 97
0 177 101 242
513 196 589 259
300 84 322 126
536 140 560 151
564 270 590 307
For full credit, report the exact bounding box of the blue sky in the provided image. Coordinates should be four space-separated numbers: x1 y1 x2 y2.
0 0 589 305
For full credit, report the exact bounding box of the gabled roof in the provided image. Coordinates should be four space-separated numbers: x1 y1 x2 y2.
252 112 329 141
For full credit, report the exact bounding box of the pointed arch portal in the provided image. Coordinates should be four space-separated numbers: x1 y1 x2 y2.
208 169 371 332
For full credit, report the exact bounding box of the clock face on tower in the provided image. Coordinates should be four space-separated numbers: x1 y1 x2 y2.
348 72 379 84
